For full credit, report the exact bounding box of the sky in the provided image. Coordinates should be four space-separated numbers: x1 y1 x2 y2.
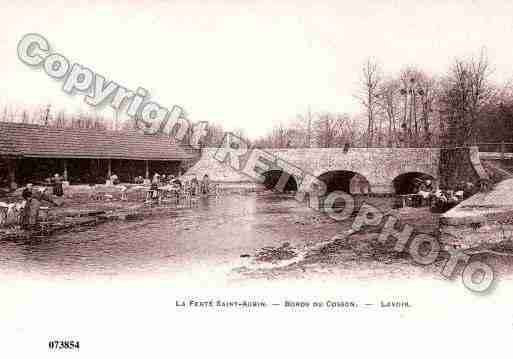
1 0 513 138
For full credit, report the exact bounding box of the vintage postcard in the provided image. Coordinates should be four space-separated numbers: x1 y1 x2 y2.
1 0 512 357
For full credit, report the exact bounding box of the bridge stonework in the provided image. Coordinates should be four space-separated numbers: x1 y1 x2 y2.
439 147 490 189
185 146 492 194
186 147 442 194
271 148 441 193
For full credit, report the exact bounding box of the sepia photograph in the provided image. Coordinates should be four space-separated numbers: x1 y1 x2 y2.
1 0 513 357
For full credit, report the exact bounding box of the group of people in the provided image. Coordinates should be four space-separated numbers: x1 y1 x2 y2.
431 182 478 212
110 173 120 185
42 173 65 197
146 173 212 203
413 178 478 212
103 171 214 203
133 173 182 186
185 174 211 196
20 177 65 230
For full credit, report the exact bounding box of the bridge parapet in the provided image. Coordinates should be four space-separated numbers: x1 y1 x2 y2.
188 146 490 193
187 147 443 194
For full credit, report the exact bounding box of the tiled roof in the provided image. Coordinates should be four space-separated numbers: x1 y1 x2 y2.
0 122 197 161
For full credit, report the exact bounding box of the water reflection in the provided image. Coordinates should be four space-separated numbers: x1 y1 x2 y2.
0 193 309 279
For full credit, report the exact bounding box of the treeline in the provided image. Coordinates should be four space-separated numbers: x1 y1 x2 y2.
1 105 109 131
3 50 512 150
252 110 365 149
0 104 241 150
254 50 513 149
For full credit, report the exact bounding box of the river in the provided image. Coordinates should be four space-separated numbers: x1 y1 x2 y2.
0 193 345 281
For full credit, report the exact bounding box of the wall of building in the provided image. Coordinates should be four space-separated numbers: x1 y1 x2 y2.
0 157 184 186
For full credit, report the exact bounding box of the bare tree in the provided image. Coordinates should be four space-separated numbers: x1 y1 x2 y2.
355 59 382 147
314 112 350 148
272 123 292 148
376 79 400 147
54 110 67 128
201 123 226 147
43 104 51 126
295 108 314 148
440 50 494 145
21 110 29 124
417 74 438 145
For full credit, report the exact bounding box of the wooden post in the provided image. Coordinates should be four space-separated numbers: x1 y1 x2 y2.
145 160 149 180
63 159 68 181
501 141 505 161
107 159 112 178
7 158 17 190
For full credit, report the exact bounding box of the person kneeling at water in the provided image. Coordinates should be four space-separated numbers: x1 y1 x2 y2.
20 184 59 230
149 173 160 201
200 174 210 195
52 173 64 197
190 175 199 196
417 179 433 199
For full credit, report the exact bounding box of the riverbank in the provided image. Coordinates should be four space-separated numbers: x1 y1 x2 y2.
0 183 209 241
0 181 269 241
3 187 513 284
234 200 513 283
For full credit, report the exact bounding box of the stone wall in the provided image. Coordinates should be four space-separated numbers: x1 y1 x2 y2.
186 147 441 194
186 145 492 196
184 148 250 182
439 147 489 189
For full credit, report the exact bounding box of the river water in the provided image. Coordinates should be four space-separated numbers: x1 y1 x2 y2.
0 193 341 281
3 192 487 286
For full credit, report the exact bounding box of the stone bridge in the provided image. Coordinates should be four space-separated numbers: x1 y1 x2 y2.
185 146 488 195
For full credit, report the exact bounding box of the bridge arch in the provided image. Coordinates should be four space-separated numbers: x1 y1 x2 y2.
317 170 371 194
392 172 435 195
261 170 298 192
184 147 442 195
